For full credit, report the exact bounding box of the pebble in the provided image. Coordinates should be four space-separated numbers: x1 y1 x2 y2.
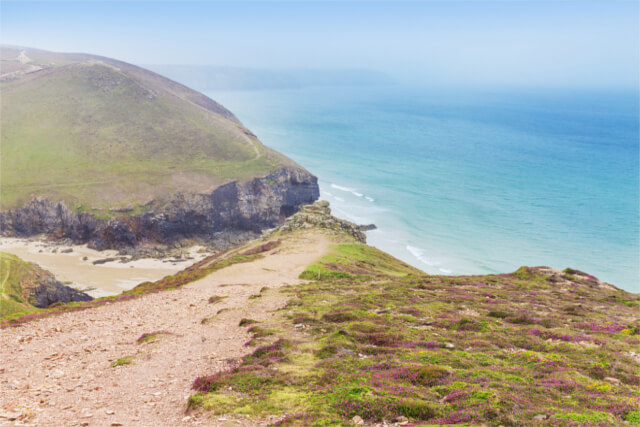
352 415 364 425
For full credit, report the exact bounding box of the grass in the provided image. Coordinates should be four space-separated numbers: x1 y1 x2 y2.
189 242 640 426
111 356 134 367
0 252 44 318
3 207 637 425
298 243 421 281
1 49 296 209
137 330 172 343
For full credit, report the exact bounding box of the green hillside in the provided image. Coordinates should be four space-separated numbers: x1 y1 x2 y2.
0 46 298 210
0 252 42 318
4 202 636 425
189 243 640 426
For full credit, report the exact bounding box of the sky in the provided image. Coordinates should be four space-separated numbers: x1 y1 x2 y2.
1 1 638 88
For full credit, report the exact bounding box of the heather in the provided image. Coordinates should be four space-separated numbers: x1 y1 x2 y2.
188 243 639 426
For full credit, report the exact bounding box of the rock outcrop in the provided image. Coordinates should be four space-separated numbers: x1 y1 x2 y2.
0 167 319 250
276 200 367 243
28 274 93 308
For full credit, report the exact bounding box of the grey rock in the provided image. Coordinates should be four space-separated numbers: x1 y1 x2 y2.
0 167 319 250
29 276 93 308
359 224 377 231
276 201 366 243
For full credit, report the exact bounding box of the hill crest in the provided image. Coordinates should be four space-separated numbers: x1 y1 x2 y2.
0 47 319 249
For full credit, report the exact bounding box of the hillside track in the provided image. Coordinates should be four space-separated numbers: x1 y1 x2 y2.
0 232 329 427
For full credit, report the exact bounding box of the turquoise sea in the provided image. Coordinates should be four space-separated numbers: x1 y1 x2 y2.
204 86 638 292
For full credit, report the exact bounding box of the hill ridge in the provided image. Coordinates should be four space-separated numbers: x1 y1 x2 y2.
0 46 319 250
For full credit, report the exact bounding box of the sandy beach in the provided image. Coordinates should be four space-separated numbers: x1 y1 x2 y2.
0 237 211 297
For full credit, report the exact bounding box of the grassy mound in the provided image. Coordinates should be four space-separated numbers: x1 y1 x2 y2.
189 243 639 426
0 252 43 317
0 46 300 210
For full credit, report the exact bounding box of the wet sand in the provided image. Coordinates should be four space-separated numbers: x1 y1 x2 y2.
0 238 211 297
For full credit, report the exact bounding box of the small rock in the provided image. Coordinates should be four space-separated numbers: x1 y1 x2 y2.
0 412 20 421
533 414 547 421
105 410 115 415
397 415 409 425
352 415 364 425
182 416 192 422
445 343 455 349
604 377 621 385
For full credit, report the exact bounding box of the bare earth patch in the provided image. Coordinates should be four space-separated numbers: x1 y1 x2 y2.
0 232 329 426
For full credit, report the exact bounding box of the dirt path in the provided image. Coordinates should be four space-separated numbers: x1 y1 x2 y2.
0 256 10 301
0 232 329 427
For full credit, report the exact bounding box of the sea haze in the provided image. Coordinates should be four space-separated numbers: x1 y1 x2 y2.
165 78 638 292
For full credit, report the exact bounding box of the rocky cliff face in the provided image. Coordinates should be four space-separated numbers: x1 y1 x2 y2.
276 200 367 243
0 168 319 250
29 274 93 308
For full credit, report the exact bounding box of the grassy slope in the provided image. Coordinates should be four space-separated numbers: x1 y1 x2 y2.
1 218 638 425
188 240 640 426
0 47 298 210
0 252 42 317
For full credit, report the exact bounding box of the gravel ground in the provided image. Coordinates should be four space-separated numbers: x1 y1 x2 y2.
0 232 329 427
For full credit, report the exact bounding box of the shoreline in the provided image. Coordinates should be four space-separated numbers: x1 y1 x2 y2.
0 237 212 298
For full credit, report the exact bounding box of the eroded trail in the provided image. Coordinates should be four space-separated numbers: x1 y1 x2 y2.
0 232 329 427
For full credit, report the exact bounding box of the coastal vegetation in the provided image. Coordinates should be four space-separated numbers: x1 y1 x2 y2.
0 252 43 317
1 203 638 425
184 207 639 426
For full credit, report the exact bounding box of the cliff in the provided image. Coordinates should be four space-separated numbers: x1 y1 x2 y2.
0 168 318 250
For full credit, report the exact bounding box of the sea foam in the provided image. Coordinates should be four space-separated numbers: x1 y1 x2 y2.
406 245 439 267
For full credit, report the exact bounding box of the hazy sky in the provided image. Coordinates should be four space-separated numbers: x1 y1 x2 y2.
1 1 638 88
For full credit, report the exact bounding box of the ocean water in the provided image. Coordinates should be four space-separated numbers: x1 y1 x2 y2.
204 86 639 292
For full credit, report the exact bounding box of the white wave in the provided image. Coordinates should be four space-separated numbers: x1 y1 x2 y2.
321 190 334 197
439 268 453 274
334 196 345 202
333 206 370 225
406 245 424 258
352 191 363 197
365 196 375 202
331 184 354 192
406 245 439 266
